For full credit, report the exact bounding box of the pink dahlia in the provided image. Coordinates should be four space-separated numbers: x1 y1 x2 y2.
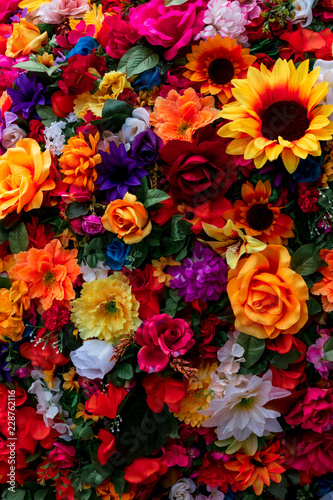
129 0 207 60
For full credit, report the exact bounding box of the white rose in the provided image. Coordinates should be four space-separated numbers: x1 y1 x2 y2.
313 59 333 119
70 339 115 379
289 0 314 27
80 260 110 282
122 107 150 144
169 479 196 500
2 124 27 149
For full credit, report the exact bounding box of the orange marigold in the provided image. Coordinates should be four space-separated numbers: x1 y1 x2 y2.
312 248 333 311
9 239 81 313
150 87 219 143
59 132 101 191
224 441 286 495
0 281 30 342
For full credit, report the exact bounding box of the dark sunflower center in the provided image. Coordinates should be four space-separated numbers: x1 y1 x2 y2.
246 204 274 230
185 211 195 220
260 100 310 142
250 458 265 468
208 58 235 85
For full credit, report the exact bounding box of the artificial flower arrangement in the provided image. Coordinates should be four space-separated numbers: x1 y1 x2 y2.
1 0 333 499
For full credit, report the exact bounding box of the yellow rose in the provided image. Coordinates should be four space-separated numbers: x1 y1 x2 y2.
0 138 55 219
6 19 48 58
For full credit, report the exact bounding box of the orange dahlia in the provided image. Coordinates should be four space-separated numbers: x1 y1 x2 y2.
150 87 219 143
9 239 81 313
223 179 294 244
59 132 101 191
224 441 286 495
219 59 333 172
184 35 256 104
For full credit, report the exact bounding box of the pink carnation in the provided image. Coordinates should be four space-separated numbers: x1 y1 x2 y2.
285 388 333 433
97 14 141 59
136 313 195 373
129 0 207 60
306 331 333 379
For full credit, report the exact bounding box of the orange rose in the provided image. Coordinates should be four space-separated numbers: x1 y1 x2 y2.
6 19 48 58
102 192 152 244
0 138 55 219
227 245 309 339
0 281 30 342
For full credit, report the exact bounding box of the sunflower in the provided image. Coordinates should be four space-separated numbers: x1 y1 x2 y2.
218 59 333 172
223 179 294 244
184 35 256 104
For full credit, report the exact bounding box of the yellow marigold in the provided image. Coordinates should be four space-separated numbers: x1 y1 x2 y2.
63 367 80 392
37 53 54 67
0 281 30 342
71 272 141 344
59 132 101 191
6 19 48 58
174 362 217 427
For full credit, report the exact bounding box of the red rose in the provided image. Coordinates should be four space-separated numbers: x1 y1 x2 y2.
58 52 107 95
123 264 165 320
97 14 140 59
28 119 45 142
136 313 195 373
142 373 185 413
159 125 237 207
48 442 77 469
124 456 168 485
51 91 76 118
285 388 333 433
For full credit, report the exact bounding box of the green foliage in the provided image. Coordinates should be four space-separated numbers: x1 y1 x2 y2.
144 189 170 208
35 105 59 127
324 336 333 361
291 243 322 275
8 222 29 254
307 296 322 315
118 46 159 78
65 202 89 219
0 277 11 289
162 288 185 318
84 238 106 268
236 333 265 368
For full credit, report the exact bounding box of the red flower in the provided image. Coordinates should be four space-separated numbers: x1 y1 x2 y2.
0 25 12 54
16 407 57 454
267 335 307 391
19 328 69 371
97 14 140 59
85 383 127 420
51 91 76 117
28 120 45 142
285 431 333 477
97 429 116 466
298 184 320 213
48 442 77 468
123 264 165 320
142 373 185 413
314 0 333 21
26 217 55 250
197 452 240 492
159 125 237 207
124 456 168 485
285 388 333 433
58 52 107 96
279 27 326 62
42 305 71 333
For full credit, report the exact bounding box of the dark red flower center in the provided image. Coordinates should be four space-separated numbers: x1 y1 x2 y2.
246 203 274 230
260 100 310 142
208 58 235 85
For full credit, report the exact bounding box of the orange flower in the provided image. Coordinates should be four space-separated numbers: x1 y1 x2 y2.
59 132 101 192
223 180 294 244
95 479 135 500
227 245 309 339
0 281 30 342
0 138 55 219
6 18 48 58
10 239 81 313
102 192 152 244
150 87 219 143
311 248 333 311
184 35 256 104
224 441 286 495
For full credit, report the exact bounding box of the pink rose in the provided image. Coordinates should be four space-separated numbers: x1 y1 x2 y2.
285 387 333 433
129 0 207 60
285 432 333 476
306 331 333 379
97 14 141 59
82 214 105 235
38 0 89 24
48 443 76 468
136 313 195 372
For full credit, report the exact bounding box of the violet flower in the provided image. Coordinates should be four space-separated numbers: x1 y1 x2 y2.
7 73 47 119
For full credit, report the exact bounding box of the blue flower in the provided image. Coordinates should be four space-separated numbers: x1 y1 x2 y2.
7 73 47 119
293 153 324 183
66 37 99 58
105 239 130 270
133 68 162 91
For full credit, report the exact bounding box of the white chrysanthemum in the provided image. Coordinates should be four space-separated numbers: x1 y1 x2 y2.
169 479 196 500
199 0 248 44
201 371 290 441
44 120 66 156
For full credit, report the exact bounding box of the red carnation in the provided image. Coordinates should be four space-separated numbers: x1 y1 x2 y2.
298 184 320 213
42 305 71 332
28 120 45 142
58 52 107 96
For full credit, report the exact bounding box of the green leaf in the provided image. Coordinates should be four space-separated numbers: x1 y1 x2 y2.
112 470 126 496
236 333 265 368
171 214 193 241
65 201 89 219
13 61 48 72
9 222 29 254
324 337 333 362
0 223 9 243
165 0 188 4
102 99 133 120
118 46 159 78
270 349 301 369
34 490 49 500
2 490 26 500
291 243 322 276
307 296 322 315
80 425 93 440
267 476 288 500
144 189 170 208
0 277 11 289
117 363 134 380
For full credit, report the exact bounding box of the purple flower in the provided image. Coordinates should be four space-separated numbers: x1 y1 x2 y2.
169 241 228 302
0 343 11 382
131 128 163 166
7 73 47 119
96 142 148 202
82 215 105 235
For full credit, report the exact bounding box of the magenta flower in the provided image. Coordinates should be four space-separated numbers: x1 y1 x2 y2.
285 387 333 433
306 331 333 379
48 443 76 469
136 313 195 373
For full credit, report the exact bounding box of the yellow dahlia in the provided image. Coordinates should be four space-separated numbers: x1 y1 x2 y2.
184 35 256 104
71 272 141 344
219 59 333 173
